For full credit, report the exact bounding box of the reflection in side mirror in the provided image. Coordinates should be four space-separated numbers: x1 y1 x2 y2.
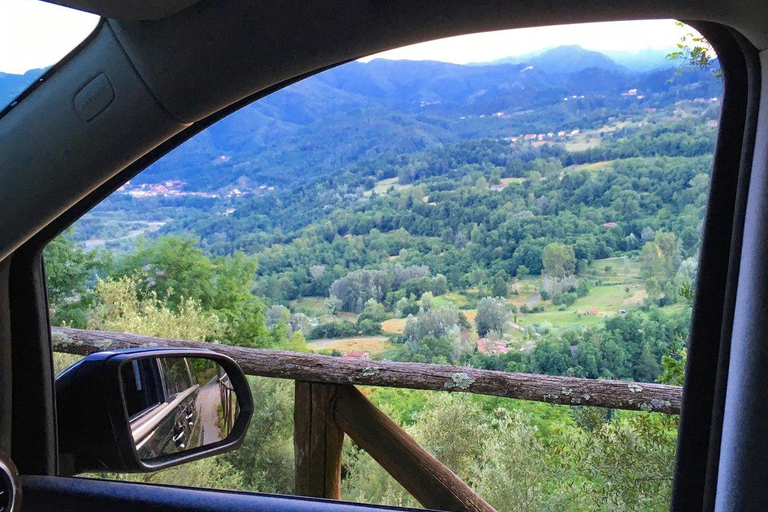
56 348 253 476
121 357 240 462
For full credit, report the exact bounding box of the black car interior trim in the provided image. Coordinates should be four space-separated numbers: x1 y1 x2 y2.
670 22 759 512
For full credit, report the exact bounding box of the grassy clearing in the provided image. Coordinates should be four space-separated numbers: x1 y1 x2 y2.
563 160 613 176
441 292 470 308
564 137 601 151
570 283 640 313
589 257 641 285
508 277 541 306
500 177 525 185
307 336 394 356
364 177 412 196
290 297 328 317
518 310 603 329
516 269 648 329
381 318 407 334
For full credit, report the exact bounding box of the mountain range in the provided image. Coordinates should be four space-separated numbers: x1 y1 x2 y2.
0 46 719 191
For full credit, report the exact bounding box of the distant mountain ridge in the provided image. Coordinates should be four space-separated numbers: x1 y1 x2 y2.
486 45 676 73
488 45 629 74
0 68 49 108
0 48 719 192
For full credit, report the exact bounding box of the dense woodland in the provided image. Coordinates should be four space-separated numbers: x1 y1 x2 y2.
38 45 721 510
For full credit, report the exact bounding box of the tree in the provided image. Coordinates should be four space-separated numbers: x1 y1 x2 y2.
476 297 508 337
430 274 449 296
325 295 342 316
667 22 721 78
490 271 509 298
641 226 655 242
265 305 291 329
114 235 215 310
289 313 312 334
288 331 308 352
640 232 681 298
44 228 102 327
87 276 223 341
542 243 576 279
309 264 326 281
419 291 435 312
635 343 662 382
329 269 392 312
358 299 387 323
655 232 681 278
400 306 460 347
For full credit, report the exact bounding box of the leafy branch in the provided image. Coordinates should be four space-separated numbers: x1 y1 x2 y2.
667 22 722 79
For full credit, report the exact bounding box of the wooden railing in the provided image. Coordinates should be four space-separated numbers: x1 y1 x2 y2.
52 327 683 512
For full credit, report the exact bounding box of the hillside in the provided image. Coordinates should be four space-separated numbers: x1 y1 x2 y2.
1 48 718 194
490 45 628 73
122 46 720 190
0 68 46 108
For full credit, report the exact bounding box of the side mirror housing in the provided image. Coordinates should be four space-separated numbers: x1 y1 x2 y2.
56 347 253 475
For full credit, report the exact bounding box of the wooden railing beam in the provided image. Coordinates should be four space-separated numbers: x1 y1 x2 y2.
52 327 682 414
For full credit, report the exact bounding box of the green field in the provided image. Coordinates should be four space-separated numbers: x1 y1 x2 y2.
290 296 328 316
589 257 642 285
563 160 614 176
500 177 525 185
433 292 471 309
364 177 412 196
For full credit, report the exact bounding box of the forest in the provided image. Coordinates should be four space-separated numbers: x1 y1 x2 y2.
44 46 719 511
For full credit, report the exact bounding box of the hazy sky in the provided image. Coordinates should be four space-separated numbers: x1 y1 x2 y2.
360 20 692 64
0 0 99 74
0 0 692 74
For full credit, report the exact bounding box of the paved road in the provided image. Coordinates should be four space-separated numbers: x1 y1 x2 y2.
196 377 224 445
525 294 542 307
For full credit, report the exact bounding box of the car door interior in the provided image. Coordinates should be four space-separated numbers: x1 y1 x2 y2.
1 0 767 511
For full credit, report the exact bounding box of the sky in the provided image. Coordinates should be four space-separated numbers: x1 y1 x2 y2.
360 20 692 64
0 0 99 74
0 0 692 74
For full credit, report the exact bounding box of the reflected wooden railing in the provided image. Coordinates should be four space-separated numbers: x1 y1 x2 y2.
52 327 682 512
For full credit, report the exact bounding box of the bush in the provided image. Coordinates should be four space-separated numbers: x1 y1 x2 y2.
357 318 383 336
308 320 358 339
561 292 577 306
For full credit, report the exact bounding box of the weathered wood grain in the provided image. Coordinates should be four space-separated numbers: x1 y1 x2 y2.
52 327 682 414
334 385 496 512
294 382 344 499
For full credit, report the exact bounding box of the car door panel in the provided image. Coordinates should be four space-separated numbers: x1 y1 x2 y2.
20 476 424 512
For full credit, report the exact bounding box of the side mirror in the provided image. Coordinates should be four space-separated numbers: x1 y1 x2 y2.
56 348 253 475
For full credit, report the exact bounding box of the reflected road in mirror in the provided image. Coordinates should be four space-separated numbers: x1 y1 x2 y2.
120 357 239 461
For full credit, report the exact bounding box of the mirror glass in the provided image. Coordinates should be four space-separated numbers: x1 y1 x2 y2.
120 357 240 461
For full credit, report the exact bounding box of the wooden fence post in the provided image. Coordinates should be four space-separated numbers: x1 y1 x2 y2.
294 381 344 499
334 385 497 512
